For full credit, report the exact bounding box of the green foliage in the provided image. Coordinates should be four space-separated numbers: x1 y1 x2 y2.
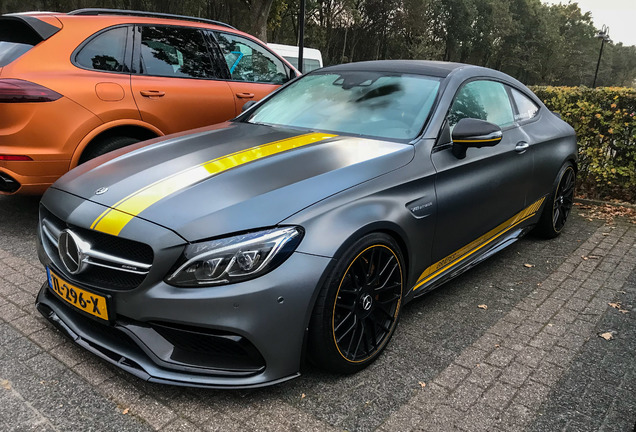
531 86 636 202
2 1 636 86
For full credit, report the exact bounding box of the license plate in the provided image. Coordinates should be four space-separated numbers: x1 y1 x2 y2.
47 268 110 321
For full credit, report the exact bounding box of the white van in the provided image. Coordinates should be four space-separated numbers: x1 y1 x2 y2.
267 43 323 72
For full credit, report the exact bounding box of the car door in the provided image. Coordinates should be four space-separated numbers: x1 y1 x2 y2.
130 25 236 134
211 31 293 114
430 79 533 263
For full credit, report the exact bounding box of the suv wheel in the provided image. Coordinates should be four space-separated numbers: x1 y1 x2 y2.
79 136 140 164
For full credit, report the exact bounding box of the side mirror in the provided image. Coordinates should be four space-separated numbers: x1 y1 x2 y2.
242 100 258 112
451 118 503 159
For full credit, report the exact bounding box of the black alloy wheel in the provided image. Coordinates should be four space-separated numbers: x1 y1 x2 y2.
309 233 404 373
333 244 402 362
535 162 576 239
552 166 575 232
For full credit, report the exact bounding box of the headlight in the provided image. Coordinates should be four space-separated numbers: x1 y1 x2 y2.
166 227 303 287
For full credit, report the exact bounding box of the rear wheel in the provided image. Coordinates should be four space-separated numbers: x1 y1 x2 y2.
308 233 404 373
534 162 575 238
79 136 140 164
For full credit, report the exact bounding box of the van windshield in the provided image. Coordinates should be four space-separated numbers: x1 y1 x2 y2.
246 71 441 141
283 56 321 72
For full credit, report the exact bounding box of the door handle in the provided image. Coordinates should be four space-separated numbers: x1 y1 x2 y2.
140 90 165 97
236 92 255 99
515 142 530 153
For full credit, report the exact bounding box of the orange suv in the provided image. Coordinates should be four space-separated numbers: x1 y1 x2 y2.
0 8 298 194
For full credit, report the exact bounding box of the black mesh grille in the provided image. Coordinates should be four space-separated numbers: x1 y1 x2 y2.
40 205 153 291
150 322 265 370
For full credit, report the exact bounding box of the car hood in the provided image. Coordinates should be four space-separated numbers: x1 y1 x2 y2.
53 123 413 241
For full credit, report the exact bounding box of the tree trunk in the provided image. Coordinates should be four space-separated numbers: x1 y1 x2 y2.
249 0 275 42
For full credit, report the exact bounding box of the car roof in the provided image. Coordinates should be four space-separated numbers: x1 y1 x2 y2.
4 10 236 33
320 60 473 78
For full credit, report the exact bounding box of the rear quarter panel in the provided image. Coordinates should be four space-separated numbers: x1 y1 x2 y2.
523 110 577 202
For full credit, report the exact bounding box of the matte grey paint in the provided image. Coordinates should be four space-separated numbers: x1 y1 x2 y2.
36 61 577 387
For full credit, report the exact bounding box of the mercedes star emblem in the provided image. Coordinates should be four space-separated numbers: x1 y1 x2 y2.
58 229 90 275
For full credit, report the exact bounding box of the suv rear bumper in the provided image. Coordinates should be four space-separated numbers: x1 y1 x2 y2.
0 161 68 195
0 96 102 194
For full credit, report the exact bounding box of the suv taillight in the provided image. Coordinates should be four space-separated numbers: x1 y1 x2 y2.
0 79 62 103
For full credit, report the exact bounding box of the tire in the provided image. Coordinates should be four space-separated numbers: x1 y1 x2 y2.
534 162 576 239
308 233 404 374
79 136 140 164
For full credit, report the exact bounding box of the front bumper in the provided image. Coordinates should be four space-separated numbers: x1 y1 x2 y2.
36 249 333 388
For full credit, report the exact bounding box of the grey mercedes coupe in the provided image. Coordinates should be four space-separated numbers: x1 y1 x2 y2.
35 60 577 388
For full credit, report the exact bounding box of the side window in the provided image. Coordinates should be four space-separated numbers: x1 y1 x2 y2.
214 32 289 84
75 26 129 72
448 80 514 129
139 26 216 79
511 88 539 122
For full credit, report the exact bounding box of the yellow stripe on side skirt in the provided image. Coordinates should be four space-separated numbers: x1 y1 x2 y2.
91 132 337 236
412 197 545 291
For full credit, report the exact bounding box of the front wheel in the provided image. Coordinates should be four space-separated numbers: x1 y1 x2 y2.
534 162 576 238
308 233 404 374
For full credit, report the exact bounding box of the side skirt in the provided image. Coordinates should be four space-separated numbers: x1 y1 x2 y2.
411 197 546 298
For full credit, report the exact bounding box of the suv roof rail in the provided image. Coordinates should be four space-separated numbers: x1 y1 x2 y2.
68 8 236 30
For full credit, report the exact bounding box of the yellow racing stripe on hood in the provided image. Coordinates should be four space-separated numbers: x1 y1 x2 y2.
91 132 337 236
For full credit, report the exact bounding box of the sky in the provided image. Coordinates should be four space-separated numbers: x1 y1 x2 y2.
543 0 636 46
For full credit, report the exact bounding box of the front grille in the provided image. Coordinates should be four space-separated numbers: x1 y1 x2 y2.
40 205 153 291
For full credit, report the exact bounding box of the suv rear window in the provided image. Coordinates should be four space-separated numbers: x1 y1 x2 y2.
0 20 41 67
0 42 33 67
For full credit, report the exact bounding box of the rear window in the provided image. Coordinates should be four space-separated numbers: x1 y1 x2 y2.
0 19 41 67
0 42 34 67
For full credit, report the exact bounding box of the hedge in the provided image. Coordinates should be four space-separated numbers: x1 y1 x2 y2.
529 86 636 202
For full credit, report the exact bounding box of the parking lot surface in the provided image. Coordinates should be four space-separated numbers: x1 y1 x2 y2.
1 194 634 432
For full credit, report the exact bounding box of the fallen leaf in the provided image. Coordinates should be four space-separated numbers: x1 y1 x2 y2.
301 393 306 399
599 332 614 341
478 304 488 310
524 264 535 268
418 381 426 388
609 302 630 314
122 408 129 415
1 380 10 390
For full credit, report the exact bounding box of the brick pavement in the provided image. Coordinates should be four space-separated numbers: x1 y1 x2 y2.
378 222 636 432
0 195 634 432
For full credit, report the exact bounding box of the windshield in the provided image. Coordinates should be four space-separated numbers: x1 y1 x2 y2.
246 71 441 140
